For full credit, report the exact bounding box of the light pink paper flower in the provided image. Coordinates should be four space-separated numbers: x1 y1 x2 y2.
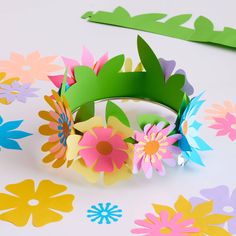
0 51 62 83
49 47 108 89
131 211 199 236
134 122 181 178
209 112 236 141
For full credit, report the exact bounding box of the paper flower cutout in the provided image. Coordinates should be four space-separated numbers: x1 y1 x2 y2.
153 195 232 236
0 81 38 103
66 116 134 185
190 185 236 234
132 211 199 235
0 179 74 227
49 47 108 89
177 93 212 166
87 202 122 224
0 51 62 83
133 122 181 178
0 116 32 150
39 90 74 168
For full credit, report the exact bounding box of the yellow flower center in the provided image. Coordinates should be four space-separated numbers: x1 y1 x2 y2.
182 120 188 135
96 141 113 155
11 90 20 95
28 199 39 206
144 141 159 155
231 123 236 130
160 227 172 234
62 122 70 137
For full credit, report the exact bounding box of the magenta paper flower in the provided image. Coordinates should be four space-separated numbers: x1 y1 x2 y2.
49 47 108 89
0 81 38 103
131 211 199 236
209 112 236 141
133 122 181 178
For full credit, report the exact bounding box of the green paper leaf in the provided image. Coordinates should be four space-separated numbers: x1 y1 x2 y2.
75 102 95 123
132 13 167 23
165 14 192 26
106 101 130 127
175 93 190 127
137 114 170 130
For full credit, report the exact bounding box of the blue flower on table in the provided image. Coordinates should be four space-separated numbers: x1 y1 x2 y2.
87 202 122 224
177 93 212 165
0 116 32 150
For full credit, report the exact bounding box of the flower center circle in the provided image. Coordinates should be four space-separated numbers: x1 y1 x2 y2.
62 121 70 138
101 211 108 216
144 140 160 155
182 120 188 135
10 90 20 95
28 199 39 206
160 227 172 234
22 65 31 71
231 123 236 130
223 205 234 213
96 141 113 155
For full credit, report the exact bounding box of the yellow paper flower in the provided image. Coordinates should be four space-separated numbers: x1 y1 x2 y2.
153 195 232 236
0 72 19 105
0 179 74 227
39 90 74 168
66 116 134 185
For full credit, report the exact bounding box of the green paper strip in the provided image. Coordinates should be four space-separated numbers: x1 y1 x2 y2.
81 7 236 50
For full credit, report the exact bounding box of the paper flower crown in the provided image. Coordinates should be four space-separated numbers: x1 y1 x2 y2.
39 36 211 185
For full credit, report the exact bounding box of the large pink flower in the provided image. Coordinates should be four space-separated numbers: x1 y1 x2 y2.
131 211 199 236
134 122 181 178
49 47 108 89
209 112 236 141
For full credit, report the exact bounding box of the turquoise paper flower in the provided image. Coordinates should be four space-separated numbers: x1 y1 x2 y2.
177 93 212 165
0 116 32 150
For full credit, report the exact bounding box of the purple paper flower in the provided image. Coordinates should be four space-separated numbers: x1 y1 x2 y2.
190 185 236 234
159 58 194 95
0 81 38 103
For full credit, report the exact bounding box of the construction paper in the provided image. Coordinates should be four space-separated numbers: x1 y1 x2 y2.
0 52 62 83
0 116 32 150
63 36 186 113
75 101 95 123
82 7 236 50
87 202 122 224
0 179 74 227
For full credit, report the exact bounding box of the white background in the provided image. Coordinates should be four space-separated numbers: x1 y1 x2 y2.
0 0 236 235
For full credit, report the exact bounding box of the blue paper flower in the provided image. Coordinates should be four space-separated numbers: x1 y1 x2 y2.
0 116 32 150
87 202 122 224
178 93 212 165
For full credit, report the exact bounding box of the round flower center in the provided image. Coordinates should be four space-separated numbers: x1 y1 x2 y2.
160 227 172 234
231 123 236 130
62 121 70 138
223 205 234 213
182 120 188 135
22 65 31 71
144 140 159 155
28 199 39 206
96 141 113 155
101 211 108 216
10 90 20 95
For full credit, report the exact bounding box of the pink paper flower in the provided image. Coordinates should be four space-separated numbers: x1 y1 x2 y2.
131 211 199 236
49 47 108 89
134 122 181 178
209 112 236 141
0 51 62 83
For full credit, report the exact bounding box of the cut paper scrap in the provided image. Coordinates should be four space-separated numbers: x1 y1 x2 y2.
82 7 236 50
190 185 236 235
0 116 32 150
87 202 122 224
0 51 63 83
132 195 232 236
0 179 74 227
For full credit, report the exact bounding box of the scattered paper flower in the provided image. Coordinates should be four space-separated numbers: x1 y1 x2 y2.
0 51 62 83
131 210 199 235
39 90 74 168
66 116 134 185
49 47 108 89
87 202 122 224
0 81 38 103
0 116 32 150
133 122 181 178
177 93 212 166
0 179 74 227
209 113 236 141
190 185 236 234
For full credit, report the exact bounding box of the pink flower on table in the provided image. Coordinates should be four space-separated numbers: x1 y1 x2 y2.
0 51 62 83
49 47 108 89
131 211 199 236
133 122 181 178
209 112 236 141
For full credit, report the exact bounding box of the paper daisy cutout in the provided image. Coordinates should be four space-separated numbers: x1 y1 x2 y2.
39 90 74 168
0 116 32 150
133 122 181 178
132 211 199 235
66 116 134 185
0 179 74 227
87 202 122 224
0 51 62 83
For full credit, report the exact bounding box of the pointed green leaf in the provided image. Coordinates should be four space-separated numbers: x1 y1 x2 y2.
75 102 95 123
113 6 130 19
132 13 167 23
138 114 169 130
165 14 192 26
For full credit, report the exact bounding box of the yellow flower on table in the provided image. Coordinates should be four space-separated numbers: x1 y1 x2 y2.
0 179 74 227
